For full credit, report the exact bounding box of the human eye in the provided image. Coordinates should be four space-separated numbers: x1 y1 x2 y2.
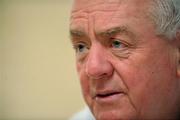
111 38 128 49
73 42 89 54
109 38 132 58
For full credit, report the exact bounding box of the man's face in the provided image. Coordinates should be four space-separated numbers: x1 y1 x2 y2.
70 0 180 119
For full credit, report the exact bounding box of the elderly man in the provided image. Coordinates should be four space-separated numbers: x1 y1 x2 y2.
69 0 180 119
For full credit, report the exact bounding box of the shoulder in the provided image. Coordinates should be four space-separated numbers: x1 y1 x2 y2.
69 107 95 120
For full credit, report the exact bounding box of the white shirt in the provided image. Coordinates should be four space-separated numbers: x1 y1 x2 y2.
70 107 95 120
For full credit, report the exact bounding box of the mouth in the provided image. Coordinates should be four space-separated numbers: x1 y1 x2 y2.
96 92 121 98
94 91 124 103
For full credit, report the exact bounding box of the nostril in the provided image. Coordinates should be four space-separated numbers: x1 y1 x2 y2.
86 64 114 80
87 73 108 80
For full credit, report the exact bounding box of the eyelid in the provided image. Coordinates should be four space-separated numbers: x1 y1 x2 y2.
110 38 129 47
73 40 89 47
71 34 91 45
73 41 90 62
73 41 90 54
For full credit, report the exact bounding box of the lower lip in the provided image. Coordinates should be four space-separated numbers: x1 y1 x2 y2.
95 93 124 104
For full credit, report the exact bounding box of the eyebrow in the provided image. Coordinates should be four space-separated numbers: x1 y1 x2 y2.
70 29 86 38
70 26 136 40
98 26 135 37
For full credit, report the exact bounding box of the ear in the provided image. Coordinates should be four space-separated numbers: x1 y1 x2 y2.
176 31 180 77
177 48 180 77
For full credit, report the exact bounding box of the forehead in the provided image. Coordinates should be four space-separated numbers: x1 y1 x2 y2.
72 0 124 12
72 0 150 12
70 0 152 34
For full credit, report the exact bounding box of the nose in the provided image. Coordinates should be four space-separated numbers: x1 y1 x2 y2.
85 43 113 80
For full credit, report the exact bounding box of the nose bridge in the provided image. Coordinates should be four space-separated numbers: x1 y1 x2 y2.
87 43 104 68
85 42 113 79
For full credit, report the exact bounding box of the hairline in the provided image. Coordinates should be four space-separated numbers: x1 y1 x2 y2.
148 0 180 40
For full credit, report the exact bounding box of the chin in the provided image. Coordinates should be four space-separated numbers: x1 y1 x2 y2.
95 111 120 120
92 108 137 120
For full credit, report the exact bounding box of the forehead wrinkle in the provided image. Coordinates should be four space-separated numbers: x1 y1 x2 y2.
72 0 125 13
71 10 88 20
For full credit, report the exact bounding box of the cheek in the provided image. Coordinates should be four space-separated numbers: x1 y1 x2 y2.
76 62 90 99
80 77 90 99
114 53 178 116
114 62 158 116
76 62 81 74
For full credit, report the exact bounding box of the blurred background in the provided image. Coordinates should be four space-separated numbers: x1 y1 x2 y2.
0 0 85 119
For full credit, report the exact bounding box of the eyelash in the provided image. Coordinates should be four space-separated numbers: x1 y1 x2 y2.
111 38 132 53
110 38 127 48
73 38 129 54
73 42 89 53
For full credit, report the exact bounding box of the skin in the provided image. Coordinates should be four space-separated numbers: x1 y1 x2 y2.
70 0 180 119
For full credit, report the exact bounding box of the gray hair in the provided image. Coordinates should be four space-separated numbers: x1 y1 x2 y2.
150 0 180 40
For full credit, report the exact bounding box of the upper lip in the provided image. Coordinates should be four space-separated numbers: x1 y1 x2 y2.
93 89 124 99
